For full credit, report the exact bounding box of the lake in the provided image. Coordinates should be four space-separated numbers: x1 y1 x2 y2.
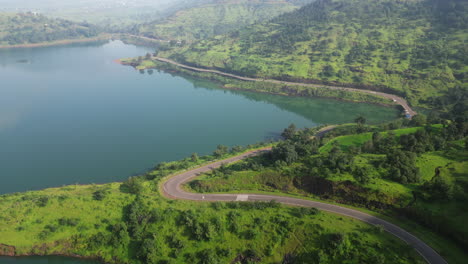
0 40 401 263
0 40 398 196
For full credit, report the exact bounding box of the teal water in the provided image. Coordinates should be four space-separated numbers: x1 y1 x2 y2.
0 40 398 196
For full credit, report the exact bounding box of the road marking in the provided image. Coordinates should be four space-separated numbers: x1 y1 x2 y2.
236 195 249 201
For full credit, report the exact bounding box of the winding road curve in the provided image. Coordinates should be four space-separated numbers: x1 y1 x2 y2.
154 57 417 117
162 148 446 264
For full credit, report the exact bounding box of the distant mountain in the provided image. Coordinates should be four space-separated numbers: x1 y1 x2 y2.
160 0 468 107
132 0 314 42
0 12 101 46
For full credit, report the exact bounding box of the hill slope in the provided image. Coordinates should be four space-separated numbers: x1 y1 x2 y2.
159 0 468 107
132 0 312 42
0 12 101 46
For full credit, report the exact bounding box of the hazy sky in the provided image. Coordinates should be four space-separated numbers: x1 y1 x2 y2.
0 0 177 10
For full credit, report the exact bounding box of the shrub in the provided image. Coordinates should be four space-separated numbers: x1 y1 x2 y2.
36 196 49 207
58 217 80 227
92 189 106 201
120 176 143 194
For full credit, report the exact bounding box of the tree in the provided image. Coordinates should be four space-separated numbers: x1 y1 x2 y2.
272 141 298 164
353 166 371 184
230 145 244 153
213 145 228 158
355 116 366 125
281 123 297 139
423 167 454 201
191 153 199 162
110 222 130 249
410 114 427 127
92 189 106 201
120 176 143 194
355 116 367 133
385 150 421 183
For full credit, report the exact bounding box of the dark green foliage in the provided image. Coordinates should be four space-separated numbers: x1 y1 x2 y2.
272 141 299 164
191 153 199 162
125 198 154 240
353 167 372 185
307 147 355 176
226 200 281 210
87 232 109 250
197 248 220 264
281 123 297 140
423 168 454 201
57 217 80 227
230 145 245 154
325 233 351 257
109 222 130 249
120 176 143 194
213 144 229 158
385 150 421 184
179 210 214 241
35 196 49 207
138 237 164 264
92 189 106 201
290 207 320 218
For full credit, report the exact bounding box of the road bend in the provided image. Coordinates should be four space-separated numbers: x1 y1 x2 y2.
162 147 446 264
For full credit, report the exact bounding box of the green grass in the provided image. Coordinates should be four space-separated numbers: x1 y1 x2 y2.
0 179 424 263
319 127 422 153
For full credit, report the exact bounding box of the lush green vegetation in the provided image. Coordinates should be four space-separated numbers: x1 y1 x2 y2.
187 96 468 263
0 143 424 264
157 0 468 108
0 12 101 46
131 0 310 42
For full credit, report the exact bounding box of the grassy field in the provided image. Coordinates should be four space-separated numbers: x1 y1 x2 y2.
319 127 423 153
0 149 425 264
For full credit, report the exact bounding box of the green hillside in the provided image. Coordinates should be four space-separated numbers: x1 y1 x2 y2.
0 12 101 46
187 100 468 263
0 150 424 264
132 0 311 42
158 0 468 108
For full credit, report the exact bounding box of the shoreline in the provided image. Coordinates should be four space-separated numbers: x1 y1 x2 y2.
0 35 112 49
131 63 404 113
151 56 417 117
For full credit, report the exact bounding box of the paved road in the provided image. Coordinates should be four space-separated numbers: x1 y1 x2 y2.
154 57 417 117
162 148 446 264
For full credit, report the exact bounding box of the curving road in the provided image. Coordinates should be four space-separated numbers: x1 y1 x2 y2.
162 147 446 264
154 57 417 117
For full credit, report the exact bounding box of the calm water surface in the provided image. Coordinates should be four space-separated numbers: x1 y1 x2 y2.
0 40 399 195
